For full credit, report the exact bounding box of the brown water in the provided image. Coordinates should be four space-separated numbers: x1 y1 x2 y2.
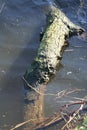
0 0 87 130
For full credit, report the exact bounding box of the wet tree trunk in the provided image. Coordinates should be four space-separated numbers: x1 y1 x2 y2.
23 6 84 89
22 5 85 130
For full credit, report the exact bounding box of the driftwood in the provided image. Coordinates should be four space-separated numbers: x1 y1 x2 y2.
10 5 86 130
21 6 86 130
23 6 84 89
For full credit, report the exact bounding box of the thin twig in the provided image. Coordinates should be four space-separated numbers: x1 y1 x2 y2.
60 100 87 113
22 77 81 97
34 100 87 129
10 119 37 130
0 3 5 14
65 49 74 52
22 76 43 95
56 88 84 99
43 116 59 127
10 117 49 130
12 104 86 130
61 104 84 130
66 95 87 101
35 106 87 129
22 76 58 96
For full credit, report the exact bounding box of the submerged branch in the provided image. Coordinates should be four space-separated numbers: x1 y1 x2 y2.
10 88 87 130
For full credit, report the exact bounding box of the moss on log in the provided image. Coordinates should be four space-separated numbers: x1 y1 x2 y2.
24 6 84 89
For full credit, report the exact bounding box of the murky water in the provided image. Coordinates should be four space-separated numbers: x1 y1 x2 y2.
0 0 87 130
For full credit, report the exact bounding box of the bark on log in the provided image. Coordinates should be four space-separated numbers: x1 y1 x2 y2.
24 6 84 89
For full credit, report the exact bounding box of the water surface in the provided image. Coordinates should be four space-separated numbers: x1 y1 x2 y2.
0 0 87 130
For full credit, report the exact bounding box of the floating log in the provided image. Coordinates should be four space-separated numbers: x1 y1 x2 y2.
23 6 84 89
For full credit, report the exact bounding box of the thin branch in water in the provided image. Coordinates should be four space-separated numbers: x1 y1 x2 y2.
34 97 87 129
61 104 84 130
60 112 70 130
10 119 36 130
22 76 43 95
56 88 84 99
60 100 87 111
22 76 58 96
65 49 74 52
66 95 87 101
70 45 87 49
22 77 80 97
13 102 86 130
0 3 5 14
10 117 46 130
42 116 59 127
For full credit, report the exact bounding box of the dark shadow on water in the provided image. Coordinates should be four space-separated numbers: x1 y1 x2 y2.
0 1 47 130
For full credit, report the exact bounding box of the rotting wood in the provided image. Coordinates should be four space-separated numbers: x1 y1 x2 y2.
24 5 85 89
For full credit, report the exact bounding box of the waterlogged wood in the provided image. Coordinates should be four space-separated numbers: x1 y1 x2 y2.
23 85 45 130
24 6 84 88
22 6 85 130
